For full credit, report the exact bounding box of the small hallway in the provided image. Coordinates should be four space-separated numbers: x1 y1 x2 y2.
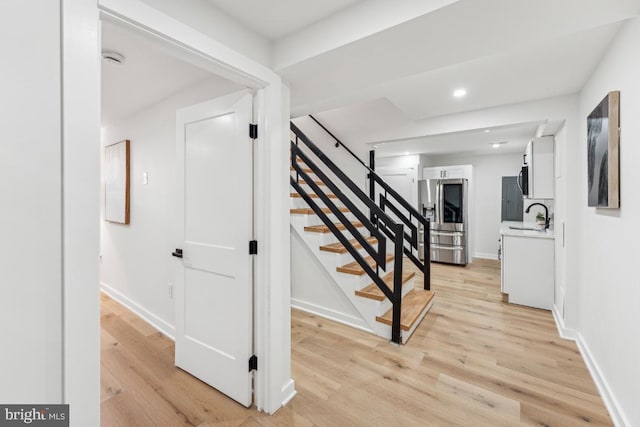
100 259 611 426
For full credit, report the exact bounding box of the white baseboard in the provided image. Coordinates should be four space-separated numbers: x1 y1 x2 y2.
551 305 628 426
100 282 175 341
551 304 578 341
291 298 373 334
280 379 297 409
575 333 629 427
473 252 499 260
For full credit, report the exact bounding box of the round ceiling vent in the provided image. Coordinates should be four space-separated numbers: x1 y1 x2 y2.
101 50 125 65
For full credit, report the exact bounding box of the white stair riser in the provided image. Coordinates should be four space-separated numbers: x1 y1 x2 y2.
335 259 397 289
294 225 375 248
292 220 396 251
401 300 434 342
290 196 343 210
290 181 328 192
291 212 357 227
359 278 415 316
316 244 384 274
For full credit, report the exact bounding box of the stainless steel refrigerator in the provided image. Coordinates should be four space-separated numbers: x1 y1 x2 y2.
418 178 469 266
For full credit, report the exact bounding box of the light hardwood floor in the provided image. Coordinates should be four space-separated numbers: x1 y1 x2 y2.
101 259 612 426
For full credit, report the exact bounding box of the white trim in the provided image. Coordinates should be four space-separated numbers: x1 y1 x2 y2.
99 0 273 88
551 305 628 426
291 299 374 334
473 253 499 261
575 334 630 427
280 379 297 408
97 1 292 416
62 1 101 424
100 283 175 340
551 304 578 341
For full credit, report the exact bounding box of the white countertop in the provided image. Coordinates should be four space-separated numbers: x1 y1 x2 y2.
500 221 555 240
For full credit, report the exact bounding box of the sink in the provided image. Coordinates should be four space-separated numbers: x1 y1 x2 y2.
509 226 541 231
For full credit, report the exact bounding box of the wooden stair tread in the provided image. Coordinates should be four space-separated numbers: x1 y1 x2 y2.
290 207 349 215
290 166 312 173
336 254 394 276
299 178 326 186
355 271 415 301
376 289 435 331
304 222 363 234
320 236 377 254
291 192 337 199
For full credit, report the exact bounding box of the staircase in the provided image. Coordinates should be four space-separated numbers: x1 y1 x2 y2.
290 120 435 344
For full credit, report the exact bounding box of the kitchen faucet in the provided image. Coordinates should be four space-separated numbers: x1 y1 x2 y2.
525 203 549 230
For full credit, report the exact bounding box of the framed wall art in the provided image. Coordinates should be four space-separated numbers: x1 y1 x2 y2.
587 91 620 208
105 139 131 224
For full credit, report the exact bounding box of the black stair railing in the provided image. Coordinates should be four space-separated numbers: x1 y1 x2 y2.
308 115 431 291
291 122 405 344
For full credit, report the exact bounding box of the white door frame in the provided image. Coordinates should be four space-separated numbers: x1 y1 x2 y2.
63 0 293 424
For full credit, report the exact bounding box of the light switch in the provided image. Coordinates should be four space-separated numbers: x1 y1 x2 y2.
142 172 148 185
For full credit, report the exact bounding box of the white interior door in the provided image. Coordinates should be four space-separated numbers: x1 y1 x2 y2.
175 90 254 407
375 168 416 224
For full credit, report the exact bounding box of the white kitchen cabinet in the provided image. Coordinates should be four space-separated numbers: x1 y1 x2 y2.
524 136 554 199
422 167 443 180
501 232 554 310
423 166 467 180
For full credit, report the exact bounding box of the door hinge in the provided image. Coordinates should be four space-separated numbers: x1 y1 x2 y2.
249 355 257 372
249 123 258 139
249 240 258 255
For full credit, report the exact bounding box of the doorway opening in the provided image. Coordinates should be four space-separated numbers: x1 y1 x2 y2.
99 17 258 423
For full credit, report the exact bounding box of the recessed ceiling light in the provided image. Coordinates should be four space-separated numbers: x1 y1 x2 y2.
453 88 467 98
484 129 491 133
490 141 508 148
492 143 501 148
404 152 410 155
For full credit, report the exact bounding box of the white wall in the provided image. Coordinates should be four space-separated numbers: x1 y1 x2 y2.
290 233 368 330
100 77 239 333
291 115 370 211
424 152 522 259
0 0 63 403
575 18 640 427
139 0 271 66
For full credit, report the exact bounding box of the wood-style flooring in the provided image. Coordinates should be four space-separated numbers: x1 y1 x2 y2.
101 258 612 426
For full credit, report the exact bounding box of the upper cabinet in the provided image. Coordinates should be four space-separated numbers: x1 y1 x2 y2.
524 136 554 199
423 166 467 180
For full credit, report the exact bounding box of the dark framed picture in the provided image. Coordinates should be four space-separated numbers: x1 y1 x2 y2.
587 91 620 208
105 139 131 224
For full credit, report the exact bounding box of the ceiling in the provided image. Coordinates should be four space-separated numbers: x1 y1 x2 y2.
101 21 238 125
279 0 638 158
282 0 638 117
208 0 364 40
373 122 548 158
306 97 565 157
103 0 640 159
